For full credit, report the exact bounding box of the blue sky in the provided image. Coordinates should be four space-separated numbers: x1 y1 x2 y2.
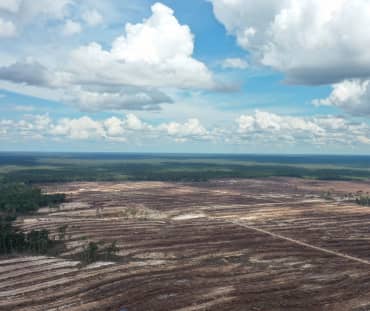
1 0 370 153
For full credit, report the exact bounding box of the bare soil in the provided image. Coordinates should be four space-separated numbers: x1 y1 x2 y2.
2 178 370 310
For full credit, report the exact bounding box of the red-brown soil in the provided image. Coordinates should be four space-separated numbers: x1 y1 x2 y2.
2 178 370 311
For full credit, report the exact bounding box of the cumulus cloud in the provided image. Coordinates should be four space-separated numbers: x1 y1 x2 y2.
50 116 105 140
69 2 215 90
6 0 71 21
313 79 370 115
0 18 16 37
64 86 173 112
0 2 215 111
49 114 151 141
358 136 370 145
124 113 146 131
237 111 324 137
222 58 248 69
15 114 52 138
210 0 370 85
160 118 209 141
0 114 212 143
0 0 72 33
0 60 173 111
104 117 124 136
1 111 370 149
0 0 21 13
62 19 81 36
0 61 50 86
0 119 11 136
235 110 368 146
82 9 103 27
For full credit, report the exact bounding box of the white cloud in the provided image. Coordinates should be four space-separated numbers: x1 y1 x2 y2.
210 0 370 85
15 0 71 22
13 105 35 112
0 2 215 112
237 111 324 136
82 9 103 27
2 111 370 150
1 114 211 143
0 120 14 126
0 119 11 136
62 19 81 36
32 114 52 130
63 86 172 111
0 60 173 111
0 61 50 85
0 18 16 37
0 0 21 13
124 113 146 131
15 114 51 138
69 2 215 90
222 58 248 69
160 118 209 141
0 0 72 39
358 135 370 145
0 0 72 26
234 111 369 147
50 116 105 140
313 79 370 115
104 117 124 136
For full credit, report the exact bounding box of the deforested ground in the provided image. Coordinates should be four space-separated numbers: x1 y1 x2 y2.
2 178 370 310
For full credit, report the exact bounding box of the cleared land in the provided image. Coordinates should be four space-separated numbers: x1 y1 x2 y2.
2 178 370 310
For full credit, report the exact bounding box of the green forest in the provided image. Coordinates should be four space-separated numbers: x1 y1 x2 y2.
2 153 370 183
0 182 65 255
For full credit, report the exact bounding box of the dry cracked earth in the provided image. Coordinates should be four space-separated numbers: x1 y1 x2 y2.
2 178 370 310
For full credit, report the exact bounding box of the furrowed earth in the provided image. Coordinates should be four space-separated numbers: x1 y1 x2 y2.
2 178 370 310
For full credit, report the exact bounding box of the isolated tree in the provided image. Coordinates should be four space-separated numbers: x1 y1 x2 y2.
81 242 99 264
105 240 119 260
57 224 68 240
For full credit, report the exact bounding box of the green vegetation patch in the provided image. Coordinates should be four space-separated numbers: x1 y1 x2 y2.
0 182 65 255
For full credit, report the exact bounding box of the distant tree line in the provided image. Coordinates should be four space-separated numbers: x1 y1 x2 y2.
0 182 65 255
3 162 370 184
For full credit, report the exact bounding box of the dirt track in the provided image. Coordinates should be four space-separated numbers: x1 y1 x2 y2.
230 220 370 266
2 178 370 310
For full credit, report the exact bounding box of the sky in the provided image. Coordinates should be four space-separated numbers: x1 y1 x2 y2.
1 0 370 154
